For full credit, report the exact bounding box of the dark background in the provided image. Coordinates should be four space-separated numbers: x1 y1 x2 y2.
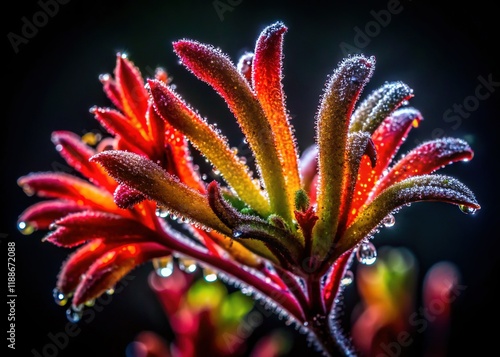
3 1 499 356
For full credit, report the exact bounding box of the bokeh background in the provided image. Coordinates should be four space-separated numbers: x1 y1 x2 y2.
3 0 499 356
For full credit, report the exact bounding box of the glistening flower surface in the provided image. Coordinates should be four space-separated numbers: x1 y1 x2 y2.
18 21 480 356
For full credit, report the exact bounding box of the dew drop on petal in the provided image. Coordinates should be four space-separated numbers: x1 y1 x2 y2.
382 213 396 227
155 205 169 218
18 221 35 235
356 241 377 265
203 268 218 282
459 205 477 215
178 257 198 273
153 256 174 278
52 288 68 306
233 230 243 238
340 270 354 286
66 305 83 323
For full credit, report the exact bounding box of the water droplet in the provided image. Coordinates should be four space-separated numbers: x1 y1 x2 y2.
459 205 477 215
99 73 110 82
52 288 68 306
356 241 377 265
84 299 95 307
382 214 396 227
178 258 197 273
17 221 35 235
340 270 354 286
233 230 243 238
155 205 169 218
106 287 115 295
66 305 83 323
203 268 218 282
153 256 174 278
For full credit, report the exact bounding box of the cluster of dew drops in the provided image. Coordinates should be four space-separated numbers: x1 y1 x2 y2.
339 212 396 289
46 180 478 325
339 203 477 289
51 252 220 324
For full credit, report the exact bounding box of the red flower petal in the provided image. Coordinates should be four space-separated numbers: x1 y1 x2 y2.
349 107 423 224
51 131 117 191
17 200 87 232
253 22 301 199
91 107 152 157
324 249 354 309
72 242 169 306
114 53 149 130
45 211 157 247
339 174 481 258
99 73 123 112
57 239 115 294
18 172 118 212
372 137 474 199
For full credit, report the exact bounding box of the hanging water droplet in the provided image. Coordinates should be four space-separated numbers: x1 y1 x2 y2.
233 230 243 238
459 205 477 215
340 270 354 286
203 268 218 282
17 221 35 235
106 287 115 295
84 299 95 307
52 288 68 306
382 214 396 227
66 305 83 323
155 205 169 218
178 257 197 273
153 256 174 278
356 241 377 265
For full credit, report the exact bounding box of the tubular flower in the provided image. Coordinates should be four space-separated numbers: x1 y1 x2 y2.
18 21 480 356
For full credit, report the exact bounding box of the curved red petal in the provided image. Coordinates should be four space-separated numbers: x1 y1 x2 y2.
51 131 117 191
72 242 169 306
18 172 118 213
349 107 423 223
115 54 149 130
253 21 301 197
17 200 88 232
57 239 114 294
46 211 156 247
372 137 474 199
91 107 152 156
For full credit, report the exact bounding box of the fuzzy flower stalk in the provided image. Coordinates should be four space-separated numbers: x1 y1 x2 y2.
18 21 480 356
